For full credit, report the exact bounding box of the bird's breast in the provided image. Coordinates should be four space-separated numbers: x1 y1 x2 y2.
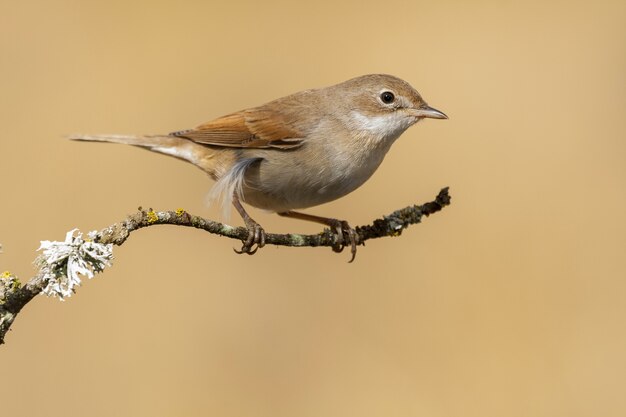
239 127 396 212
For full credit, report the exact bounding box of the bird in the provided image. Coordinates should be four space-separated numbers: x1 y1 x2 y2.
70 74 447 261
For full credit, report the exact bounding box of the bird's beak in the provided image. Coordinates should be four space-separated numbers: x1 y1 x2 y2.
412 105 448 120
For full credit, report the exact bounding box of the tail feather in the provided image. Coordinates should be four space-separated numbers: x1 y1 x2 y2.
69 133 174 148
69 133 204 162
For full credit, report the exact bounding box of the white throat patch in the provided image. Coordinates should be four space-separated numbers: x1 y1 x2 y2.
349 110 413 140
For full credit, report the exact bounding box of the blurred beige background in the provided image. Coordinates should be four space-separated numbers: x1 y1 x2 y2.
1 1 625 416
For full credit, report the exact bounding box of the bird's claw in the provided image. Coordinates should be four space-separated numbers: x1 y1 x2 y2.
328 220 359 262
234 220 266 255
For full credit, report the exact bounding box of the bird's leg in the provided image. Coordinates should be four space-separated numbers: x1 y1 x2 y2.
232 194 266 255
277 211 359 262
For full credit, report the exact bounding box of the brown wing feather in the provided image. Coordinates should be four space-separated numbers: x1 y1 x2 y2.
169 108 304 150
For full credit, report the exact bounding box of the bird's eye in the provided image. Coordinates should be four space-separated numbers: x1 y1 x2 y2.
380 91 395 104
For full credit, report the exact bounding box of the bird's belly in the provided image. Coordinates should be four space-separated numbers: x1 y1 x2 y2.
240 145 387 213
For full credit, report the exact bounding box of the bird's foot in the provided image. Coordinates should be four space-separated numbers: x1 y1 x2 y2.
327 219 359 263
234 218 266 255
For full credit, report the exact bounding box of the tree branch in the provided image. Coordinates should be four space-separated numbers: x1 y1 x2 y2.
0 187 450 345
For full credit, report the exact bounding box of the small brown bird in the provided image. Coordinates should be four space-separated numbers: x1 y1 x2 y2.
71 74 447 261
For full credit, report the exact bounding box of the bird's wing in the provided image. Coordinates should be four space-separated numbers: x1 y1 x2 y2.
169 107 305 150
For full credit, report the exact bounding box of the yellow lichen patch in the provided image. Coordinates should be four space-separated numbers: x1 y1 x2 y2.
175 208 185 217
146 210 159 223
0 271 20 293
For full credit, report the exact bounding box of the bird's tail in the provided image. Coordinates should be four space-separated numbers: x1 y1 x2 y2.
69 133 215 166
69 133 181 151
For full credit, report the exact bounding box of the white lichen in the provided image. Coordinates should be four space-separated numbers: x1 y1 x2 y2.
36 229 113 300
